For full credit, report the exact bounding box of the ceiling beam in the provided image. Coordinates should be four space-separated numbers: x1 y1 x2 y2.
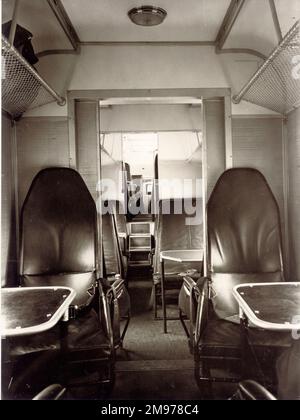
36 41 264 59
216 47 266 60
215 0 246 49
99 97 203 107
80 41 215 46
36 48 79 57
47 0 80 50
269 0 283 42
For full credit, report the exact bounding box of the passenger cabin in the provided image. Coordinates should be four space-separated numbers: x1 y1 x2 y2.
1 0 300 401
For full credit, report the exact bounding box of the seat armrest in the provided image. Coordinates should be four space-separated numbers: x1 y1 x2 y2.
234 380 277 400
33 384 66 400
179 276 210 350
153 272 161 284
99 277 112 292
97 278 114 350
108 277 125 298
118 234 127 255
182 276 210 298
182 275 197 292
102 276 130 348
194 277 211 348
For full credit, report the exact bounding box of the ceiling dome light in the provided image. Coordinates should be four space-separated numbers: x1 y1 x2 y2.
128 5 167 26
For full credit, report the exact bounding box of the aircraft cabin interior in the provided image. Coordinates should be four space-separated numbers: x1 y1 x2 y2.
1 0 300 402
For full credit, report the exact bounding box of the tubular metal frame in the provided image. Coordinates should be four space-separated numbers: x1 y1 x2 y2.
2 35 66 111
232 21 300 112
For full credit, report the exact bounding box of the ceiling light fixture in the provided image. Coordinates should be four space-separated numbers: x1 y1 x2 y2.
128 5 167 26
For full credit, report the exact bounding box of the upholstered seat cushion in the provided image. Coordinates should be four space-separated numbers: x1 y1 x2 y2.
211 272 283 321
199 318 242 358
22 273 96 309
8 309 110 358
199 316 292 358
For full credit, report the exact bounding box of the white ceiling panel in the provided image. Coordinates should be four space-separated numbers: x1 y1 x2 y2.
3 0 299 55
62 0 231 42
2 0 73 52
275 0 300 36
224 0 300 56
2 0 15 23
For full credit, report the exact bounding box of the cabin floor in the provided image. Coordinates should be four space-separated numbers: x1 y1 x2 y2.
109 267 235 400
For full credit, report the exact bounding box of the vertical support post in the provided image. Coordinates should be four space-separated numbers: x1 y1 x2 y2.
282 118 290 279
11 121 20 275
224 95 233 169
160 257 167 333
96 101 104 279
215 0 246 49
154 284 158 319
240 313 249 380
8 0 20 45
67 96 77 169
269 0 283 43
201 101 208 278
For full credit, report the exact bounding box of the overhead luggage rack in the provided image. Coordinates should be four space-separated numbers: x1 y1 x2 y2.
233 21 300 115
2 35 66 119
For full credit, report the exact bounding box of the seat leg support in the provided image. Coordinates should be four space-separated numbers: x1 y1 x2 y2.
160 260 167 333
179 310 190 339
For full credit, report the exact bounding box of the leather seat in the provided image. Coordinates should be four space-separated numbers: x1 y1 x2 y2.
179 168 292 397
200 308 291 357
4 168 115 397
152 198 203 327
276 339 300 400
9 309 110 358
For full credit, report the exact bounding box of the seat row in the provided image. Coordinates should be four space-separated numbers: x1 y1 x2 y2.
2 167 130 399
148 168 297 398
178 168 295 399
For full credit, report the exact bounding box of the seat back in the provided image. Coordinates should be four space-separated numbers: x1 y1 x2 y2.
20 168 98 308
207 168 284 320
154 198 203 274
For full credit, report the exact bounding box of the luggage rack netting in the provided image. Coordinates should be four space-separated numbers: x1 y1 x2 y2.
2 35 65 119
233 21 300 114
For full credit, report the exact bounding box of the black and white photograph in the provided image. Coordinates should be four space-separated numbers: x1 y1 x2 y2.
1 0 300 405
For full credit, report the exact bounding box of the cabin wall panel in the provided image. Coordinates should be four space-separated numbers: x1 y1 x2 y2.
70 46 228 91
232 117 285 266
232 117 284 214
204 100 226 198
100 104 202 132
1 114 17 286
287 107 300 281
75 101 99 200
16 118 70 209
